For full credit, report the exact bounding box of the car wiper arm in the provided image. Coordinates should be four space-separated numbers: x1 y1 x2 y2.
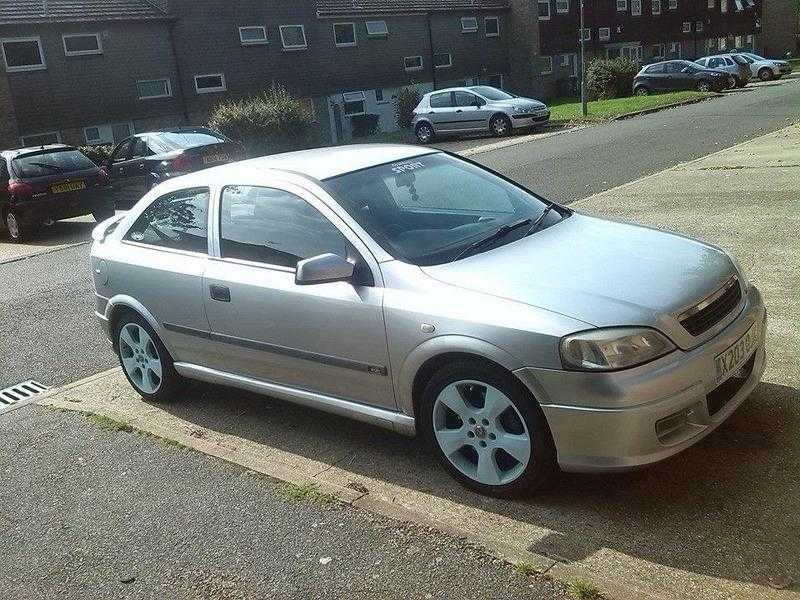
454 218 532 261
525 203 558 237
29 162 63 172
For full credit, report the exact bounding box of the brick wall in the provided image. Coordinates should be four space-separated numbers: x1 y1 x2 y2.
761 0 798 57
0 70 19 149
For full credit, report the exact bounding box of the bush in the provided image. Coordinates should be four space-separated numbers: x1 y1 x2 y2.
208 84 316 157
80 144 114 165
586 58 639 100
350 113 380 138
395 86 421 130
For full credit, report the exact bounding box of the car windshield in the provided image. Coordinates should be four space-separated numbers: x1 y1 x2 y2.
323 153 566 266
147 132 226 153
12 149 96 178
469 86 516 101
745 53 766 61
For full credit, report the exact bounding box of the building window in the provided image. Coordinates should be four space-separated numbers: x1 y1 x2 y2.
579 27 591 41
280 25 308 50
555 0 569 13
239 26 268 45
485 16 500 37
433 53 453 69
365 20 388 36
461 17 478 33
696 21 704 32
539 56 553 74
84 122 133 145
194 73 226 94
720 0 727 11
746 33 753 47
651 43 665 58
733 0 744 10
20 131 61 146
599 27 611 41
708 0 714 8
375 88 391 103
718 36 727 49
652 0 662 14
735 34 743 47
682 22 691 33
1 37 46 72
342 91 366 116
670 41 682 57
631 0 642 15
137 78 171 100
616 0 627 11
403 55 423 72
538 0 551 20
669 0 678 8
62 33 102 56
561 54 570 67
333 22 357 47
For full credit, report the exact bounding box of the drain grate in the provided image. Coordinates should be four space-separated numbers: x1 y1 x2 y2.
0 380 50 407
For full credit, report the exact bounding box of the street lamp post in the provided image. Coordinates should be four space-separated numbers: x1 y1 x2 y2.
580 0 587 117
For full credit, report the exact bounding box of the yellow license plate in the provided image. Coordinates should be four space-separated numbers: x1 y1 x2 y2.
50 180 86 194
203 154 229 165
714 322 759 383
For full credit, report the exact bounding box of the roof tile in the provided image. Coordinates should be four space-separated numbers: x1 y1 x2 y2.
316 0 509 17
0 0 168 25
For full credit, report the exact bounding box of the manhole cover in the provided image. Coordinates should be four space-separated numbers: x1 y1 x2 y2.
0 380 50 408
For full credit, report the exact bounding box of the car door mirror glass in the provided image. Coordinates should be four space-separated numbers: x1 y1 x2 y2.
295 253 354 285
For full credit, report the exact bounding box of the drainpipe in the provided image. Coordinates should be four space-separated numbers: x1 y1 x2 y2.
427 13 438 89
167 20 190 124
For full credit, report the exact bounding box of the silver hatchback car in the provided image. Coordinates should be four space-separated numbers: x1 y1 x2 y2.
91 145 766 496
412 86 550 144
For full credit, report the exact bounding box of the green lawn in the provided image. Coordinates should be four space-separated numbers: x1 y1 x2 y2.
549 90 716 123
789 58 800 71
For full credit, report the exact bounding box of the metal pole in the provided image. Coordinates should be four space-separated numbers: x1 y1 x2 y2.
580 0 587 117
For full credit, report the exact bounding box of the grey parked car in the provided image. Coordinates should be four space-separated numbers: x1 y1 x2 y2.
695 54 751 87
736 52 792 81
411 86 550 144
90 145 766 496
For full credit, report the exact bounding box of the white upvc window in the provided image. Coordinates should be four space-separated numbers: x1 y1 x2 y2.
1 37 46 72
434 52 453 69
733 0 744 10
561 54 570 66
616 0 628 11
653 0 662 14
718 36 727 49
62 33 102 56
84 122 133 145
599 27 611 41
735 34 743 47
579 27 591 41
461 17 478 33
556 0 569 13
20 131 61 146
137 78 172 100
696 21 704 32
631 0 642 16
333 22 357 47
342 91 366 116
708 0 715 8
194 73 226 94
669 0 678 8
239 26 268 45
540 55 553 75
538 0 551 21
485 16 500 37
720 0 728 12
365 20 388 36
682 22 692 33
280 24 308 50
403 55 423 72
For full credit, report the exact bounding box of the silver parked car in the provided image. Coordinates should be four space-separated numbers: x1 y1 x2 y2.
90 145 766 496
695 54 751 87
411 86 550 144
737 52 792 81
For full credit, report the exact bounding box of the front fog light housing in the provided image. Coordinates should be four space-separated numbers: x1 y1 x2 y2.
560 327 676 371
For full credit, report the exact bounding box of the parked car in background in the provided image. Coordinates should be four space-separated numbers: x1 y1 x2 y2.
695 54 751 87
633 60 732 95
1 145 114 243
412 86 550 144
105 127 244 208
90 144 765 496
736 52 792 81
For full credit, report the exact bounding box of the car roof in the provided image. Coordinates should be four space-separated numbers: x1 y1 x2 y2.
1 144 74 159
425 86 476 96
188 144 440 182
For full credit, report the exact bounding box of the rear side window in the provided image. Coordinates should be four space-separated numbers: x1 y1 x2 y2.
645 63 665 73
125 187 209 253
11 149 96 178
220 185 348 268
429 92 453 108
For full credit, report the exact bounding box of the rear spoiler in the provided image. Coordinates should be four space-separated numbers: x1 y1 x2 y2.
91 213 125 243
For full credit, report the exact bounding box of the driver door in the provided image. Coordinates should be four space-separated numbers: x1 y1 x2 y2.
452 91 491 132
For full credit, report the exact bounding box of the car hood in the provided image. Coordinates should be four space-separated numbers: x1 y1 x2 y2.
491 97 547 111
421 213 737 349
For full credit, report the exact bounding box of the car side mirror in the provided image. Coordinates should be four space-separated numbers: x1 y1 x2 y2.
295 253 354 285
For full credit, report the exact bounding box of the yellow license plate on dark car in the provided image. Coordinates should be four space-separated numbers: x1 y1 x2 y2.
50 180 86 194
203 154 229 165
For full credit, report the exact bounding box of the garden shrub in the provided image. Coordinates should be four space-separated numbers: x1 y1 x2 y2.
586 58 639 99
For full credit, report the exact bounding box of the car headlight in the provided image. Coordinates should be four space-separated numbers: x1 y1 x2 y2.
560 327 676 371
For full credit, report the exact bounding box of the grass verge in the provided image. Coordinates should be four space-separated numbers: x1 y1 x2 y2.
277 482 335 504
569 580 606 599
86 413 134 433
515 561 541 576
550 90 715 123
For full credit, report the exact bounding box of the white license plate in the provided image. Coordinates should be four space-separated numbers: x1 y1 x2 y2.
714 323 759 383
203 154 228 165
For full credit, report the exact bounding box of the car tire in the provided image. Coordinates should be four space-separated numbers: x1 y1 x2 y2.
415 122 435 144
114 312 185 403
696 80 712 93
419 359 557 497
4 209 32 244
634 86 650 96
758 67 773 82
92 206 116 223
489 114 512 137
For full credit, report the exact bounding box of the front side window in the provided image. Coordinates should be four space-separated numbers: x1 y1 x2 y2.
324 153 563 266
280 25 308 50
454 91 480 107
62 33 102 56
125 188 209 253
220 186 347 268
333 23 357 47
1 37 45 72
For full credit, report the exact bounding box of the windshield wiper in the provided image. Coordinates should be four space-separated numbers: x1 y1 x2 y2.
28 162 63 172
454 218 532 261
524 203 558 237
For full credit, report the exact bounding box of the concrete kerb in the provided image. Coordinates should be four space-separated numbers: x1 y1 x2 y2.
612 93 723 121
0 240 90 265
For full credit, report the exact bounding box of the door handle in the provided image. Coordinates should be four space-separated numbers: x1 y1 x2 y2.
455 109 463 113
138 163 145 170
209 284 231 302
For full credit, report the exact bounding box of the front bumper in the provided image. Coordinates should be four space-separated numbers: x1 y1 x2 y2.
514 285 766 473
511 112 550 128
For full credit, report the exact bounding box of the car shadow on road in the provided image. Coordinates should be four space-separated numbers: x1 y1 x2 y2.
154 377 799 590
0 218 96 260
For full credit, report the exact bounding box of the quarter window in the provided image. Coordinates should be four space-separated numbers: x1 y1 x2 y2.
485 17 500 37
194 73 226 94
280 25 308 50
220 186 348 268
63 33 102 56
461 17 478 33
365 20 388 36
1 37 46 72
137 78 171 100
333 22 357 47
538 0 551 20
125 188 210 254
404 55 423 71
239 26 268 45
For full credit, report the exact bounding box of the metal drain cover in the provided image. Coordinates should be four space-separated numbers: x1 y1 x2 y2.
0 380 50 408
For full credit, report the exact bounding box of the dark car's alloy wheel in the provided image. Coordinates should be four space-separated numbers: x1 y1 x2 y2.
490 115 512 137
4 210 31 244
415 123 435 144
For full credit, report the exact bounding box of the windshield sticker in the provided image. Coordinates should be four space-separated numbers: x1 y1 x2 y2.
391 161 426 174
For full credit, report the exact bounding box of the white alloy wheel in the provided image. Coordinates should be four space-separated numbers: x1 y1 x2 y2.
490 115 510 136
432 380 531 486
118 323 163 394
416 123 434 144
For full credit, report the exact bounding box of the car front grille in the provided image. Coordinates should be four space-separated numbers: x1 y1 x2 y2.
679 276 742 337
707 353 756 416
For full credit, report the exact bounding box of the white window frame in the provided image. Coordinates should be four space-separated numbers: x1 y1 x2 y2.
1 37 46 72
669 0 678 8
555 0 569 13
279 24 308 50
62 33 102 56
193 73 226 94
83 122 134 145
631 0 642 15
540 56 553 75
137 78 172 100
616 0 628 11
342 91 366 116
538 0 551 21
599 27 611 41
403 55 423 72
333 22 357 47
461 17 478 33
652 0 662 14
696 21 704 32
20 131 61 146
485 16 500 37
735 34 743 47
670 41 682 57
708 0 715 8
365 20 388 36
561 54 570 67
720 0 728 11
238 26 268 46
580 27 591 41
718 36 727 49
434 52 453 69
